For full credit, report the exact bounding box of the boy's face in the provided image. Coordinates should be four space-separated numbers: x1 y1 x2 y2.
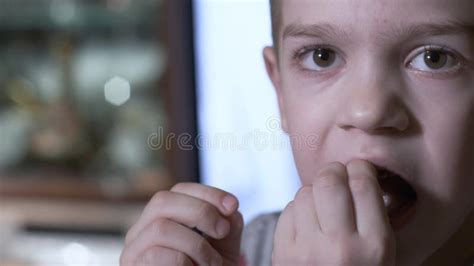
264 0 473 264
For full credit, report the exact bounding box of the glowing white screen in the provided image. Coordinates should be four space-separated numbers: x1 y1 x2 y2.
193 0 300 222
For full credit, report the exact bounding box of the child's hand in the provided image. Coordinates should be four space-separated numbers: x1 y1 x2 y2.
272 160 396 266
120 183 243 266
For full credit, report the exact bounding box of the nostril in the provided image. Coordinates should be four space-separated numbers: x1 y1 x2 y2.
336 95 410 134
339 121 408 135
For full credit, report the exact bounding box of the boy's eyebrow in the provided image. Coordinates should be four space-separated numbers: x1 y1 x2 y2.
282 21 474 41
387 21 474 40
282 23 350 41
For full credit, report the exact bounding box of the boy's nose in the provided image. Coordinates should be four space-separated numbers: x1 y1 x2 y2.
336 70 410 134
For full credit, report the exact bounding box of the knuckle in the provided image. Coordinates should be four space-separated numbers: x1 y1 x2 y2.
150 191 170 207
171 182 190 192
295 186 312 201
150 218 169 239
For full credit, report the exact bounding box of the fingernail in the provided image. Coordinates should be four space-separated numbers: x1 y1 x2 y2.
222 195 236 212
216 218 230 236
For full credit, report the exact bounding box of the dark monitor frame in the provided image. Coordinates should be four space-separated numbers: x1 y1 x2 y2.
164 0 200 184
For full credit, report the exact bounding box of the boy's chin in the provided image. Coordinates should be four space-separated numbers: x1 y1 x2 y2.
375 166 418 231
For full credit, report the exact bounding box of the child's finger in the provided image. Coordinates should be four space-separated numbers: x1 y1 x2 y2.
125 191 230 245
312 162 356 235
130 246 194 266
171 183 239 215
121 218 222 266
273 201 296 248
346 160 391 236
125 183 238 245
208 210 244 263
293 186 320 241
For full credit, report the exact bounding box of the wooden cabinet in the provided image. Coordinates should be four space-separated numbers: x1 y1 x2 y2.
0 0 199 203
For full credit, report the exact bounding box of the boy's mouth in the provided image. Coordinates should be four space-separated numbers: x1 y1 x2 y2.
374 165 417 231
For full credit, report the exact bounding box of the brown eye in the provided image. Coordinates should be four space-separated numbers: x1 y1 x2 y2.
424 50 448 69
300 46 343 71
313 48 336 67
408 46 459 74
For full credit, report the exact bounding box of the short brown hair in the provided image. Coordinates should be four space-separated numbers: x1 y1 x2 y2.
269 0 281 48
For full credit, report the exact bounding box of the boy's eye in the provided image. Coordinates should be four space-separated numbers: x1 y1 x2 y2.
300 47 343 71
408 47 459 72
423 50 447 69
313 48 335 67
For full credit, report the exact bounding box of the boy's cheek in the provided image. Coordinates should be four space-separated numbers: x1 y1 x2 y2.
285 115 334 185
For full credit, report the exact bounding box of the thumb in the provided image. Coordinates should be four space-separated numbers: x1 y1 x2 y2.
208 210 244 265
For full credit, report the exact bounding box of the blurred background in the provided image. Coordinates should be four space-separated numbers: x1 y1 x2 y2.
0 0 299 265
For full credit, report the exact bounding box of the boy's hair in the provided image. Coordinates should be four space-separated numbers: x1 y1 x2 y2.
270 0 281 48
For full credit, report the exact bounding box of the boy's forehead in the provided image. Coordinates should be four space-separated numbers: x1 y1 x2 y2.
281 0 474 37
